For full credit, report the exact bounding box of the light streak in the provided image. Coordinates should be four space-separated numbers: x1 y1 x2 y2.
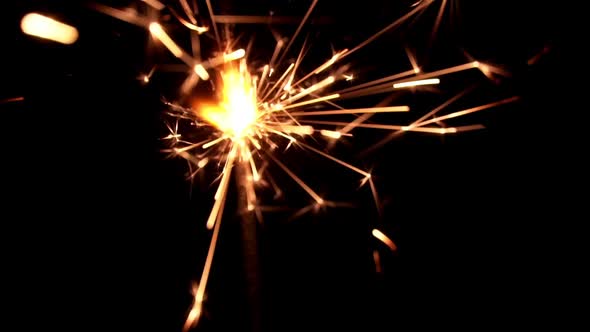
150 22 184 58
276 0 319 66
280 94 340 110
320 130 342 139
372 229 397 251
289 106 409 117
1 97 25 104
393 78 440 89
21 13 78 45
142 0 164 10
414 97 520 127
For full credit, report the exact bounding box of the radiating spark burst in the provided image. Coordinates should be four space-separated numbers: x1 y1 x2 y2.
93 0 523 329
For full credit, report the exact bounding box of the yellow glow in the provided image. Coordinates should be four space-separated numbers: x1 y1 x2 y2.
21 13 78 45
199 64 259 140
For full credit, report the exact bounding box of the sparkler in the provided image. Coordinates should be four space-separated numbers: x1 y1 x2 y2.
87 0 524 330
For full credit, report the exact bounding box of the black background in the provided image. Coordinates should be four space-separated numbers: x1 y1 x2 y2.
1 1 566 331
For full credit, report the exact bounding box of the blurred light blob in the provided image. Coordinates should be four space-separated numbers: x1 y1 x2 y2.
21 13 79 45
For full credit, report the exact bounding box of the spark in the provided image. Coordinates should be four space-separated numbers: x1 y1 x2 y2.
213 15 332 25
283 76 335 104
405 47 421 74
340 0 435 61
90 3 149 27
373 250 382 273
338 62 479 99
289 106 409 116
193 64 209 81
205 0 221 47
298 142 370 178
149 22 184 58
400 61 479 82
430 0 447 43
257 65 270 93
300 120 482 134
393 78 440 89
414 96 520 127
141 0 164 11
184 175 227 332
280 93 340 110
268 153 324 205
528 45 551 66
169 7 209 33
179 0 197 24
21 13 78 45
314 49 348 75
336 68 417 95
139 67 156 84
276 0 319 66
372 229 397 252
320 130 342 139
260 63 294 101
1 96 25 105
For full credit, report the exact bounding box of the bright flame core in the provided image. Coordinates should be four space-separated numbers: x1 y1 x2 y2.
200 63 259 140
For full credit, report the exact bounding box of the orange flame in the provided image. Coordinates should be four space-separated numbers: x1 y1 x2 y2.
199 62 259 140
